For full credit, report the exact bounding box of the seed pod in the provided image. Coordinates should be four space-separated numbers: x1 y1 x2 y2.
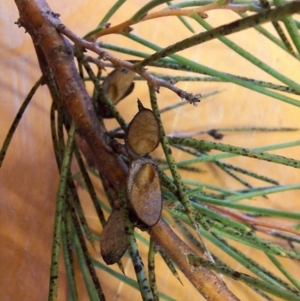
103 67 135 105
100 209 128 265
127 158 162 227
99 67 135 118
125 100 159 157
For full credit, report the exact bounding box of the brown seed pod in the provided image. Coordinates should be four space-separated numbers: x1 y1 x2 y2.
98 67 135 118
125 100 159 157
100 209 128 265
102 67 135 105
127 158 162 227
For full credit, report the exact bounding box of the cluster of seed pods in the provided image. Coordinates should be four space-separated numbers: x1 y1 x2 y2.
101 99 162 264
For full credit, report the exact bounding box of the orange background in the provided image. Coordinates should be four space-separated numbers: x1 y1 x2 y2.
1 1 300 300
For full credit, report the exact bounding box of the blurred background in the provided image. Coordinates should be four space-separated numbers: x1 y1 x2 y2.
1 1 300 300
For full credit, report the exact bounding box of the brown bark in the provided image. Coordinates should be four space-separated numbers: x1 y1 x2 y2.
14 0 239 300
151 219 240 301
15 0 128 188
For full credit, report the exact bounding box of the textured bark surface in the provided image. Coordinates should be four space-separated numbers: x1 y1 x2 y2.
151 219 240 301
15 0 128 189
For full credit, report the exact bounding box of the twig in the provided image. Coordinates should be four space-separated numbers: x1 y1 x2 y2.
85 55 112 69
88 1 253 39
52 22 201 104
151 218 240 301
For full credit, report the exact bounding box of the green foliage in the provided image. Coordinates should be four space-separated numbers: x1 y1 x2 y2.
3 1 300 300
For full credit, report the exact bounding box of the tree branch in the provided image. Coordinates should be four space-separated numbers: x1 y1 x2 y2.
15 0 128 187
53 22 201 104
14 1 238 300
151 219 240 301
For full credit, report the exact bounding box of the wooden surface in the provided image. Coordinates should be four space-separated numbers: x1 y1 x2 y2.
1 1 300 300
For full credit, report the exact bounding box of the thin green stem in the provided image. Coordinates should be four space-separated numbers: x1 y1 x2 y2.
70 200 105 300
124 33 300 106
181 178 241 196
66 172 95 247
120 189 154 301
172 143 279 186
148 86 216 263
73 147 107 228
50 102 62 167
209 227 300 260
194 15 300 93
216 127 298 132
148 239 159 301
193 139 300 163
130 0 170 22
84 0 128 39
72 217 101 301
62 209 78 301
199 231 298 293
167 1 194 33
159 250 182 285
132 73 300 95
148 86 196 222
274 0 300 54
136 2 300 73
267 254 300 291
48 121 75 301
168 137 300 169
215 160 279 185
193 194 300 220
260 0 296 56
170 0 267 10
0 76 42 167
240 11 297 58
226 183 300 202
99 0 127 26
